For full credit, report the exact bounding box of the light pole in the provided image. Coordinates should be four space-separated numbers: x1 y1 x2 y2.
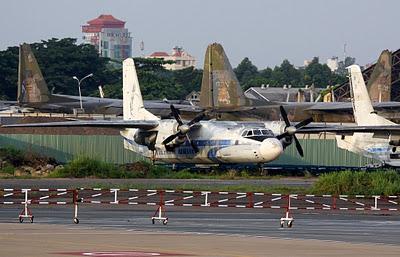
72 73 93 110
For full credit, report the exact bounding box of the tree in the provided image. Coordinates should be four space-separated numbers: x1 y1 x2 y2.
244 76 271 89
172 67 202 97
0 46 19 99
30 38 116 96
234 57 258 87
303 57 334 87
270 59 302 87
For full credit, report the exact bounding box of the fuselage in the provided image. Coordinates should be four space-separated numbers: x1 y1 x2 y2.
336 133 400 166
121 120 286 164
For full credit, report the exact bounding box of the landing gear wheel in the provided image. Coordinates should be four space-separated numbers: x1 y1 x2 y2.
287 220 293 228
151 218 155 224
163 219 168 225
280 221 284 228
73 218 79 224
19 217 23 223
30 216 34 223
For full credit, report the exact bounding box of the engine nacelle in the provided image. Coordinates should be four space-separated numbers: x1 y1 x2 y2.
134 130 157 149
389 140 400 146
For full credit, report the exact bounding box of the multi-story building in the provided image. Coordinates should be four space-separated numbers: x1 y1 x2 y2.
147 46 196 70
82 14 132 60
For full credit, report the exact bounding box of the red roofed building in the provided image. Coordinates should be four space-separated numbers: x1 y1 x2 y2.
82 14 132 60
147 47 196 70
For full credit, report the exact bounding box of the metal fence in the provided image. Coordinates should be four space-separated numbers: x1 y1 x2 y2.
1 188 398 227
0 134 374 166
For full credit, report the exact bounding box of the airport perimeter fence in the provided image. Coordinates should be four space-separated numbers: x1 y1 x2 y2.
0 188 399 227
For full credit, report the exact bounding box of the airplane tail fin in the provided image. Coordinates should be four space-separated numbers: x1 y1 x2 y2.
18 43 50 104
123 58 159 121
199 43 250 109
348 65 394 126
367 50 392 102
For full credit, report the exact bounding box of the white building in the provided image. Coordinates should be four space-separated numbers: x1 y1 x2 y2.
327 56 339 72
82 14 132 60
147 47 196 70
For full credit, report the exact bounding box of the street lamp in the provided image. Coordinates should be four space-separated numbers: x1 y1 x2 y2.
72 73 93 110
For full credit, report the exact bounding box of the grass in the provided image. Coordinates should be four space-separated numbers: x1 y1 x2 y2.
47 157 287 180
48 156 136 179
87 182 308 194
73 169 400 196
310 170 400 196
4 148 400 196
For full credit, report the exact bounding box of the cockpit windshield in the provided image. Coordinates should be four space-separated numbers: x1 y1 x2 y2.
241 128 274 141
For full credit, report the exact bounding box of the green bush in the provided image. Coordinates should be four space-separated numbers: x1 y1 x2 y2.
0 164 15 175
311 170 400 196
51 156 136 178
0 147 25 166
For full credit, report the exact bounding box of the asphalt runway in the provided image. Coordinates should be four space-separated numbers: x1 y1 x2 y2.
1 180 399 256
0 205 399 245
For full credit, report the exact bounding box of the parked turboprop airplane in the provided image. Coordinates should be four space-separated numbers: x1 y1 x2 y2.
300 65 400 166
5 58 314 164
200 43 400 122
17 43 198 117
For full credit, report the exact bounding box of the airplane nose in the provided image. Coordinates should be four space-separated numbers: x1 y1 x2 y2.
259 138 284 162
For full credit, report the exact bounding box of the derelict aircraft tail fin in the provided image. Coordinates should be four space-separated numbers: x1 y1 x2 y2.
348 65 394 126
367 49 392 103
123 58 159 121
18 43 50 104
199 43 250 110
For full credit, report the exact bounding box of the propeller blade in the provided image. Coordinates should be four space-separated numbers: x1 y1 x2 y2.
276 131 289 140
162 132 180 145
186 134 199 153
295 117 313 129
187 112 206 126
293 135 304 157
279 106 291 127
170 104 183 126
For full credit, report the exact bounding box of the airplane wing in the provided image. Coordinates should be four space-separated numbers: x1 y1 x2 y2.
3 120 159 130
298 125 400 135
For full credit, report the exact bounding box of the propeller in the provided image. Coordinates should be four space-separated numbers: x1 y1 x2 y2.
276 106 313 157
162 104 205 153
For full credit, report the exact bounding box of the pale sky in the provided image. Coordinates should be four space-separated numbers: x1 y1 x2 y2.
1 0 399 68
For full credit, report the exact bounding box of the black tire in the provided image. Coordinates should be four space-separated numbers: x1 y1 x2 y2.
152 218 155 224
163 220 168 225
287 221 293 228
30 216 34 223
19 217 23 223
73 218 79 224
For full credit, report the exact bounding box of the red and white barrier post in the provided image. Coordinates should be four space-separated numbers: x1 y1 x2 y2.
19 189 33 223
73 189 79 224
280 194 293 228
151 190 168 225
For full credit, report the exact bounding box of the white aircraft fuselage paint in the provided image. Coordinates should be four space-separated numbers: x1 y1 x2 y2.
121 120 285 164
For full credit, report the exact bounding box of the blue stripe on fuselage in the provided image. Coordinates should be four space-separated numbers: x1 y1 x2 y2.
122 137 233 158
